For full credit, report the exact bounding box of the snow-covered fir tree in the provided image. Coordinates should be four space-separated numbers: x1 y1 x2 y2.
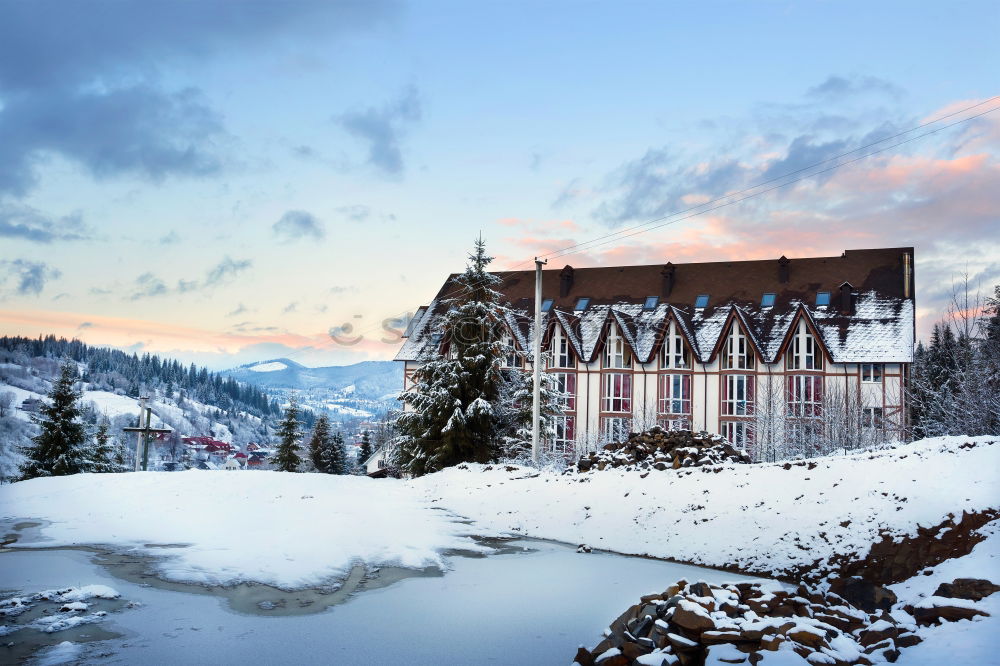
320 431 347 474
308 415 332 473
497 354 563 462
20 363 90 479
397 238 563 476
273 400 302 472
356 430 373 473
84 419 128 473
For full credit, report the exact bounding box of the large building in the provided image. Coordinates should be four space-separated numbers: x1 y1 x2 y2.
395 248 915 460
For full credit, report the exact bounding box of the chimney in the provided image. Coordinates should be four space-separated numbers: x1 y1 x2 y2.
661 262 676 297
559 265 575 297
839 281 855 315
778 255 790 283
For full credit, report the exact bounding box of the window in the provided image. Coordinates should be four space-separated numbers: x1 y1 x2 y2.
430 332 443 345
552 372 577 411
661 320 690 369
602 373 632 412
862 407 883 429
551 415 575 454
604 324 632 368
761 293 776 308
658 373 691 415
861 363 883 383
551 326 575 368
816 291 831 307
722 374 754 416
785 321 823 370
574 297 590 311
602 416 631 444
541 298 554 312
722 326 755 370
722 421 753 449
788 422 821 447
787 375 823 418
643 296 659 311
695 294 710 309
500 331 521 368
658 417 690 432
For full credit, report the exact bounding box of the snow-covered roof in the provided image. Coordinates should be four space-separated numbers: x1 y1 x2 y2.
395 248 915 365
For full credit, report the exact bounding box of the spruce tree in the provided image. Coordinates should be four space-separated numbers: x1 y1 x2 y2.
320 431 347 474
20 362 89 479
356 431 373 473
273 400 302 472
81 419 127 473
308 415 332 473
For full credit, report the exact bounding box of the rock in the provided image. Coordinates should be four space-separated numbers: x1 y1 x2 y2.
621 642 653 659
573 647 595 666
578 544 593 553
910 603 990 626
933 578 1000 601
701 630 744 644
858 622 897 647
828 577 897 613
893 632 922 648
671 602 716 632
787 627 826 648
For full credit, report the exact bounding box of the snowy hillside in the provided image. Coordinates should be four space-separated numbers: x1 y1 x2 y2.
414 436 1000 579
225 358 401 398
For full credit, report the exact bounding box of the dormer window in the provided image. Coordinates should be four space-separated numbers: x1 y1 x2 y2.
603 323 632 368
816 291 831 307
761 293 776 308
574 297 590 311
695 294 709 309
722 325 755 370
541 298 554 312
550 326 575 369
785 319 823 370
500 331 522 368
660 320 690 369
643 296 659 311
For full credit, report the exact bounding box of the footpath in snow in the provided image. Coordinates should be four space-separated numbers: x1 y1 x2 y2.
415 436 1000 578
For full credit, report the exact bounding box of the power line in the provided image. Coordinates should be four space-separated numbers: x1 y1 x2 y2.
504 96 999 269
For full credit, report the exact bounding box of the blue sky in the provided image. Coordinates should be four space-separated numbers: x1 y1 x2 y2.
1 1 998 368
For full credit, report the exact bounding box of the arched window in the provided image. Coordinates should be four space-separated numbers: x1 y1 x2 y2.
500 331 521 368
550 325 575 369
603 323 632 369
785 319 823 370
660 320 690 369
722 323 755 370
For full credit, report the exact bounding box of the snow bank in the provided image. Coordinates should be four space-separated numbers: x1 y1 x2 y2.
1 472 487 588
415 436 1000 578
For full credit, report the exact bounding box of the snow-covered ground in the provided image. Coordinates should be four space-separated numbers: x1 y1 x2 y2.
414 436 999 578
0 384 46 422
248 361 287 373
1 472 486 588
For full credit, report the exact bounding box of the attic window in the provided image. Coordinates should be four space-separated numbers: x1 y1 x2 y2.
816 291 831 307
541 298 554 312
643 296 659 311
761 293 776 308
574 297 590 311
694 294 709 309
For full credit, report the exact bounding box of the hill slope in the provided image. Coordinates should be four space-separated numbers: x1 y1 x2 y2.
223 358 402 399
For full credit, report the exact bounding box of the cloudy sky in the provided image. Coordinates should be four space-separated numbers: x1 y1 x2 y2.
1 0 997 369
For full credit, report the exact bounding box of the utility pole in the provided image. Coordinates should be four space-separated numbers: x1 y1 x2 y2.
123 396 172 472
531 258 547 463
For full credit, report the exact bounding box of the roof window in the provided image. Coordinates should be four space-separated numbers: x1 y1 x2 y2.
643 296 659 311
761 293 776 308
540 298 554 312
816 291 831 307
694 294 709 309
574 297 590 311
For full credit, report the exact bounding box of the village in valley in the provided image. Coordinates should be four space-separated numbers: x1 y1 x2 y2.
0 2 998 665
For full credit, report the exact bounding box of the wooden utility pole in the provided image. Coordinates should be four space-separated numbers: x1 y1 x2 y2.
123 396 172 471
531 258 547 463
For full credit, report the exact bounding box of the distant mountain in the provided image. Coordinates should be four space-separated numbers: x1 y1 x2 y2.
223 358 402 399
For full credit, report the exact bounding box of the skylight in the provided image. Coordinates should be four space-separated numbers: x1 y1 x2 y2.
643 296 659 311
816 291 831 307
761 293 776 308
574 297 590 311
541 298 554 312
694 294 709 309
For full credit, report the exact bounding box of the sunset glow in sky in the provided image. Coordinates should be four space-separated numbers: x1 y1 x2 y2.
1 1 998 369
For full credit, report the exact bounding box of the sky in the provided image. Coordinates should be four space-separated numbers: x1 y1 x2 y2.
0 0 998 370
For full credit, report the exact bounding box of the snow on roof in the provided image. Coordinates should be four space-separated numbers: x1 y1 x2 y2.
395 249 915 365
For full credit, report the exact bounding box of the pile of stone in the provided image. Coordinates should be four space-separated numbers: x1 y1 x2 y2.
575 428 751 473
572 579 926 666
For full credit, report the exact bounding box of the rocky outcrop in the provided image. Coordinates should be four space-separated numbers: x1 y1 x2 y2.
575 429 751 473
574 579 933 666
933 578 1000 602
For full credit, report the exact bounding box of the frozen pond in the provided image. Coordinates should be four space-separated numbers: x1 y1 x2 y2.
2 540 774 664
